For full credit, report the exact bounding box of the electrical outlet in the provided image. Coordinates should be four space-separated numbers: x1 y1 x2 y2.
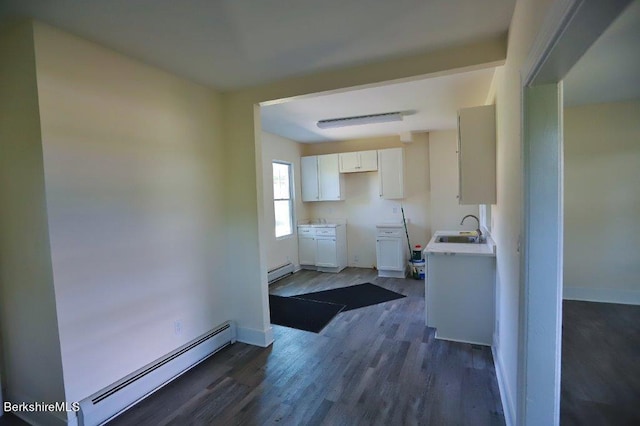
354 255 359 263
392 207 398 214
174 320 182 335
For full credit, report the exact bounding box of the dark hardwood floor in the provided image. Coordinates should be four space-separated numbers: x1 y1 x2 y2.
6 274 638 425
561 300 640 425
110 268 504 425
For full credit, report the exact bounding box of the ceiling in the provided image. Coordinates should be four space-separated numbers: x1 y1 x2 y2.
564 1 640 106
0 0 515 90
261 67 496 142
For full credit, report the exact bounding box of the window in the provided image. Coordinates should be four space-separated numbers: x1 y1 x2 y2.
273 161 293 238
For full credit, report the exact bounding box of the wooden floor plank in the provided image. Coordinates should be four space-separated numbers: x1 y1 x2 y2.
107 268 504 425
561 300 640 425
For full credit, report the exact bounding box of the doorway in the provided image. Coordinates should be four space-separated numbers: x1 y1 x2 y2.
519 0 634 424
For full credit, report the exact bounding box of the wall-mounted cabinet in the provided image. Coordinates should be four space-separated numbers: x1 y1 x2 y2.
301 154 344 202
378 148 404 199
339 150 378 173
457 105 496 205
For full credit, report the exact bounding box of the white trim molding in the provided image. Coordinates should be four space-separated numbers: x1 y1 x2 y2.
236 325 274 347
563 286 640 305
492 347 515 426
522 0 633 87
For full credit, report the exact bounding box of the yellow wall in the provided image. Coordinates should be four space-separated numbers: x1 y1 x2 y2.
564 100 640 303
0 21 67 421
261 132 309 271
32 22 229 403
428 131 479 231
492 0 555 421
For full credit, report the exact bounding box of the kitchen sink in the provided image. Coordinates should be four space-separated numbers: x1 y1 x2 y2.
437 235 479 244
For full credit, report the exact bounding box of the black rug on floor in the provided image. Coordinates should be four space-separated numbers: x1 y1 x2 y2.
293 283 406 312
269 294 346 333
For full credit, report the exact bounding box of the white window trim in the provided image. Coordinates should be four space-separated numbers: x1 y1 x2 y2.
273 160 294 239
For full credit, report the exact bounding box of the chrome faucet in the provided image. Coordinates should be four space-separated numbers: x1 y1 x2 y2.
460 214 483 241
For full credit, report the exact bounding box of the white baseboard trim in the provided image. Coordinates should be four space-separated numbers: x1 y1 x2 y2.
492 347 515 426
563 286 640 305
4 390 69 426
236 325 274 347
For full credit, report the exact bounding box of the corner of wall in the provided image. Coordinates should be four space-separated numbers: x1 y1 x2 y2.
0 16 67 407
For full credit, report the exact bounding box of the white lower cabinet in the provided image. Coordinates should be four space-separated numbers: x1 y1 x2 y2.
426 253 495 345
316 238 338 267
375 224 407 278
297 225 347 273
298 235 317 266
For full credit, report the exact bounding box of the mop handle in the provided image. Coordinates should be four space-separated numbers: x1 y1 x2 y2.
401 205 412 257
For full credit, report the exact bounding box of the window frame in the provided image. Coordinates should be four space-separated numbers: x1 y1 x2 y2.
272 161 294 239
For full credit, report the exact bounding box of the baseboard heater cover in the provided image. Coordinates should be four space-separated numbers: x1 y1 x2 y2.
78 321 236 426
268 262 294 284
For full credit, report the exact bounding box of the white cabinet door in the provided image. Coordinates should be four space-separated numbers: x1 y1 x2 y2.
427 253 495 345
376 237 403 271
358 150 378 172
339 152 360 173
339 150 378 173
378 148 404 199
301 156 319 202
458 105 496 204
317 154 343 200
298 236 316 265
316 238 338 267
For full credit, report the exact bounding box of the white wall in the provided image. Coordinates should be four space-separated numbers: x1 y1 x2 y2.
261 131 309 271
428 130 479 232
32 22 229 404
302 134 431 268
0 21 67 423
564 100 640 304
492 0 555 423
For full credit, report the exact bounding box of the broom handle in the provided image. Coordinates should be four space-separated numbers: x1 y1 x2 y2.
400 205 413 259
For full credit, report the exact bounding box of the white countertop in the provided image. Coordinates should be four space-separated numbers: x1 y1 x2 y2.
298 223 341 228
425 230 496 257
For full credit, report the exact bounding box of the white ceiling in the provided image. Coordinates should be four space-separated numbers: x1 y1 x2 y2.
261 67 496 142
0 0 515 90
564 1 640 106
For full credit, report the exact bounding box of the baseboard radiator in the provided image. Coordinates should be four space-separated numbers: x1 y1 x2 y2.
268 262 294 284
78 321 236 426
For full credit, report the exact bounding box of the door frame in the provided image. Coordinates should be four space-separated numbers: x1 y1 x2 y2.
518 0 632 424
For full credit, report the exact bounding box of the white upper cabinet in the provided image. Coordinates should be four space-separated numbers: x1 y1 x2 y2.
378 148 404 199
457 105 496 205
339 150 378 173
317 154 343 200
301 156 320 202
301 154 344 202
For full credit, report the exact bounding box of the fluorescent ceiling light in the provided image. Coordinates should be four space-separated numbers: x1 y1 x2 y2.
317 112 403 129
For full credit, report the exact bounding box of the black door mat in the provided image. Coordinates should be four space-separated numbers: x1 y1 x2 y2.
269 294 345 333
292 283 406 312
